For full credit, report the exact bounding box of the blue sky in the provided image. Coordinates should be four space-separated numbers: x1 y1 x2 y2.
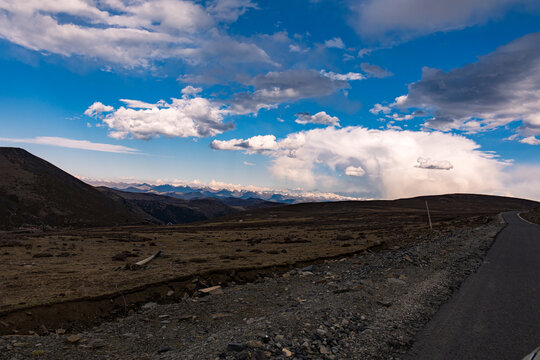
0 0 539 200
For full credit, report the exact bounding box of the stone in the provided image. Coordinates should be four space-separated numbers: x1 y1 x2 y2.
199 286 223 295
320 345 330 355
85 339 105 349
301 265 315 272
212 313 232 320
246 340 263 348
32 350 45 356
157 347 171 353
282 348 293 357
142 302 158 310
66 335 80 343
227 342 247 352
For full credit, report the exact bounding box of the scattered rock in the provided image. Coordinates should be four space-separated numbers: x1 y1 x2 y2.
66 335 80 343
246 340 263 348
227 342 247 352
282 348 293 357
200 286 223 295
387 278 407 285
157 347 171 353
142 302 158 310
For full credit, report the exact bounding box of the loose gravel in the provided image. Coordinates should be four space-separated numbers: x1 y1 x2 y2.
0 218 504 360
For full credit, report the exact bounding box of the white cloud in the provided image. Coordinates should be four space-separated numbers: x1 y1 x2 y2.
520 136 540 145
181 85 203 96
324 37 345 49
391 31 540 137
210 135 278 153
243 160 255 166
321 70 365 81
349 0 536 41
415 157 453 170
84 102 114 117
357 48 372 57
211 126 509 199
295 111 340 127
370 103 391 115
360 63 393 78
86 90 232 139
207 0 257 22
231 70 351 114
0 0 271 68
0 136 140 154
344 166 366 176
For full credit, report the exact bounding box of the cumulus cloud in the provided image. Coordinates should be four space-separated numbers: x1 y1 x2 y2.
415 157 453 170
211 126 509 198
230 70 350 114
520 136 540 145
0 136 140 154
207 0 257 22
210 135 278 153
320 70 365 81
344 166 366 177
349 0 536 41
324 37 345 49
360 63 393 78
370 103 391 115
295 112 340 127
392 31 540 137
84 102 114 117
0 0 270 68
86 89 232 139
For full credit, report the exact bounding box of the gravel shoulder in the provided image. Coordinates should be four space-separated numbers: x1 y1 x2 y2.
0 217 504 360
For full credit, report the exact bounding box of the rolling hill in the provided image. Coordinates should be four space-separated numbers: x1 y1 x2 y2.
0 147 141 229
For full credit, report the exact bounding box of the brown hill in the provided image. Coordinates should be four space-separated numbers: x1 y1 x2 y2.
214 193 540 226
0 147 141 229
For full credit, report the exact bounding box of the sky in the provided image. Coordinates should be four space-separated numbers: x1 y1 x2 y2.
0 0 539 200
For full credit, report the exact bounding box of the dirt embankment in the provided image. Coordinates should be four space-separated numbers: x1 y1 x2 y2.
0 217 504 359
521 207 540 225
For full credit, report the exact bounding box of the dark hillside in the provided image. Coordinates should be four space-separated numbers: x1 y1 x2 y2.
0 147 141 229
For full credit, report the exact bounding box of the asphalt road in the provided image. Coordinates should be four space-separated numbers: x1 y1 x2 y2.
405 212 540 360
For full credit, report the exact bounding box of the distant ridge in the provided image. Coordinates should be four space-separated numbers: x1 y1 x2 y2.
0 147 141 229
0 147 282 229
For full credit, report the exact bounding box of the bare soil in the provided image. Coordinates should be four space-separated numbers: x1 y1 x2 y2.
0 215 504 360
0 198 495 337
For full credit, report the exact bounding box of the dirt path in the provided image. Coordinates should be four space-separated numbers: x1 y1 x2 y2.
0 218 503 360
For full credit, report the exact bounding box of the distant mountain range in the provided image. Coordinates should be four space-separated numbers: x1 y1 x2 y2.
2 147 538 230
85 181 361 204
0 147 282 229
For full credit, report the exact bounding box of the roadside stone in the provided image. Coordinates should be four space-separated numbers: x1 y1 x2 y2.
387 278 407 285
66 335 80 343
246 340 263 348
282 348 293 357
227 342 247 352
200 286 223 295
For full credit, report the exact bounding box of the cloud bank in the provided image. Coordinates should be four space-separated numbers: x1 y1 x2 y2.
210 126 509 199
0 0 270 68
86 90 232 139
349 0 536 41
388 31 540 137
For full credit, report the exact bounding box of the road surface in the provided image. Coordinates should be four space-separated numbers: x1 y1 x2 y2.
405 211 540 360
